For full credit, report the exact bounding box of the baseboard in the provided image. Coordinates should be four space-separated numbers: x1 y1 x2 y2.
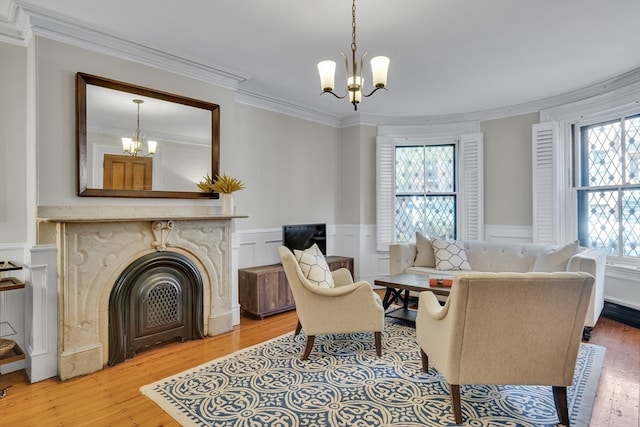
601 301 640 329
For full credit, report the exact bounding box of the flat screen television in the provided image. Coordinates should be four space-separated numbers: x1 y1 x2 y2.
282 223 326 255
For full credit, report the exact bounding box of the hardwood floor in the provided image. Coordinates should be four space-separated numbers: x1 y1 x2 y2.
1 307 638 426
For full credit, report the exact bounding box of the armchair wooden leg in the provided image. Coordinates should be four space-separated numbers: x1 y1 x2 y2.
553 386 570 426
301 335 315 360
374 331 382 357
294 320 302 336
420 348 429 373
450 384 462 425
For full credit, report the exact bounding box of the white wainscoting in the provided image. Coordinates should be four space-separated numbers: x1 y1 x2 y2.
236 224 390 285
603 264 640 311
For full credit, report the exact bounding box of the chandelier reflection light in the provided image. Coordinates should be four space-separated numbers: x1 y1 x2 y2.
121 99 157 156
317 0 389 111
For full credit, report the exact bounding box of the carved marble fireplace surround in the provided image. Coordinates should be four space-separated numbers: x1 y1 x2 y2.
38 206 243 380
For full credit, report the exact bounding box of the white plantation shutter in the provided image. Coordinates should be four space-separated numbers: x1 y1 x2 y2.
532 122 560 243
376 137 395 252
459 133 484 240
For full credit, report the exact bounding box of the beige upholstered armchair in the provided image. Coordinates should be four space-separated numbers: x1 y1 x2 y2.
416 272 594 426
278 246 385 360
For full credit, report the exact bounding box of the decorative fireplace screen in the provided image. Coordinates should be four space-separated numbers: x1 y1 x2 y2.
108 251 205 365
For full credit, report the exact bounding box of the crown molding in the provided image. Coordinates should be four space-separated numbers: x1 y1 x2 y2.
235 89 343 128
541 75 640 123
11 1 246 91
0 0 30 45
3 1 640 129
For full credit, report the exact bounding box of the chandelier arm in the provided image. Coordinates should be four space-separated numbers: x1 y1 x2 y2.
342 51 351 89
319 90 347 99
362 86 388 98
359 51 367 86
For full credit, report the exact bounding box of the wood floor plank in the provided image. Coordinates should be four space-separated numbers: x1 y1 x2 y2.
1 306 638 426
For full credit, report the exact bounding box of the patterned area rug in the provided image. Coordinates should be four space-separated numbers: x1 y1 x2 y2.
141 320 604 426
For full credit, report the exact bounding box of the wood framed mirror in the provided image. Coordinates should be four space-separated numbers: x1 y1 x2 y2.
76 72 220 198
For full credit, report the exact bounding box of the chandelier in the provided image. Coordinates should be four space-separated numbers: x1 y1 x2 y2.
121 99 157 156
317 0 389 111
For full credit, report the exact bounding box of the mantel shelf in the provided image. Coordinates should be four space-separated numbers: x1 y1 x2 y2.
38 214 248 223
37 205 247 223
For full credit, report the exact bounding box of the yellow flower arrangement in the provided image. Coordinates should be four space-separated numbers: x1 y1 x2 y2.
197 172 245 194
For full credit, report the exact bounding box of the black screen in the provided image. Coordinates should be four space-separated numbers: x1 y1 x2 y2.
282 223 327 255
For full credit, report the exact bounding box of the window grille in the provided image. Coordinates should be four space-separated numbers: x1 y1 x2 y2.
394 144 456 242
576 114 640 258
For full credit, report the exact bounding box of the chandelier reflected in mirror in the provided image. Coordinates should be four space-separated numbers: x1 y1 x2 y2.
122 99 157 156
317 0 389 111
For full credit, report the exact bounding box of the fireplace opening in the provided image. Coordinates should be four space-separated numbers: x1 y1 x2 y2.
108 251 205 365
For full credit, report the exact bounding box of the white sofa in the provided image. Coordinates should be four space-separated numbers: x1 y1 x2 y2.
389 236 606 338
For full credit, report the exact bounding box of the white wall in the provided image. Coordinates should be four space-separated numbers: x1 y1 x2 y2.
338 124 377 226
481 112 539 227
0 42 28 243
233 104 341 231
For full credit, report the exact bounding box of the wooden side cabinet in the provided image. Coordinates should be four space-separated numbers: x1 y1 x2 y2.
238 256 354 319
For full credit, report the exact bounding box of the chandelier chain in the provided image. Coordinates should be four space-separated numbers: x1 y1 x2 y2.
351 0 357 52
135 100 141 137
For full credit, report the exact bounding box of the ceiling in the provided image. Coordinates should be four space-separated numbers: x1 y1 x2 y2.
6 0 640 122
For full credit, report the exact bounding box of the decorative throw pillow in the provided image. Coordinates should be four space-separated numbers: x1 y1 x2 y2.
431 239 472 271
293 243 335 288
532 240 579 272
414 231 436 268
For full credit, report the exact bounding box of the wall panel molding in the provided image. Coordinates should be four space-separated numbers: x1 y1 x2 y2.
484 225 533 243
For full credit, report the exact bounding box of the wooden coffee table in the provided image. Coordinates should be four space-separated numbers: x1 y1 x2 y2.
374 273 452 323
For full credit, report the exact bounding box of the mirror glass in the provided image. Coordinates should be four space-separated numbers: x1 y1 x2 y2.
76 73 220 198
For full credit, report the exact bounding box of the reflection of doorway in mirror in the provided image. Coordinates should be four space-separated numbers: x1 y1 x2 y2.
103 154 153 190
92 143 162 189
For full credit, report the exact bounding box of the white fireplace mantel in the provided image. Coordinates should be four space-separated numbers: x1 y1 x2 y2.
37 205 246 380
37 205 247 223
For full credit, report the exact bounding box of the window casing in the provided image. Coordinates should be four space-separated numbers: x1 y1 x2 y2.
574 114 640 258
376 131 483 252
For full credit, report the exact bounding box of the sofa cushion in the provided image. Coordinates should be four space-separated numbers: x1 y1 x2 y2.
432 239 472 271
464 241 547 272
414 231 436 268
294 244 335 288
532 240 580 272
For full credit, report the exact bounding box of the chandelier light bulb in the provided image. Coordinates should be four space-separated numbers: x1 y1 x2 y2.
147 140 158 155
318 60 336 92
370 56 390 88
122 137 132 153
